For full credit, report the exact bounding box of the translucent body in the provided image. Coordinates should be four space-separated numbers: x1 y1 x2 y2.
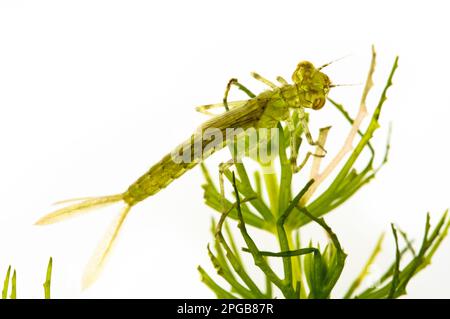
125 69 330 204
35 60 331 288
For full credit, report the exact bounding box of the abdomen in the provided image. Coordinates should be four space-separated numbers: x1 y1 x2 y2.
123 97 269 206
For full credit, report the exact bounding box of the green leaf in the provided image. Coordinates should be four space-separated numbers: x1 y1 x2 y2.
10 270 16 299
44 257 53 299
388 224 401 298
344 233 384 298
197 266 237 299
2 265 11 299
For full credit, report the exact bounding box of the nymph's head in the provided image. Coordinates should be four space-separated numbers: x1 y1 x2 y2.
291 61 331 110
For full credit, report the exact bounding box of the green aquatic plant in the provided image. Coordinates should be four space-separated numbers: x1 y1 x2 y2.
1 257 52 299
198 49 450 299
35 42 338 289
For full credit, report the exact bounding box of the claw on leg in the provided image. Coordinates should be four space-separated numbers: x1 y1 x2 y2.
298 109 328 153
288 115 331 173
291 151 325 173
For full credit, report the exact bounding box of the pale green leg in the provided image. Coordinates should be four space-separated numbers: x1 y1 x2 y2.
276 76 289 85
218 79 256 212
196 78 255 115
223 78 256 110
251 72 278 89
222 78 236 111
286 117 299 166
298 108 327 153
292 149 325 173
218 160 235 213
288 111 326 173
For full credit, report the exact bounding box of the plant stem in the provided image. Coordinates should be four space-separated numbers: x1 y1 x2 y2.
261 161 279 216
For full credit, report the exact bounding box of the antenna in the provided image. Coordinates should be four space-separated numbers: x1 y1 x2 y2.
329 82 361 88
318 54 351 71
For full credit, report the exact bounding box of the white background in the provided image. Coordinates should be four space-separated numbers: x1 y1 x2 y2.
0 1 449 298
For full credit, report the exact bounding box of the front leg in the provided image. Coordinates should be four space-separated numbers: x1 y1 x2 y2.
298 108 327 153
287 113 329 173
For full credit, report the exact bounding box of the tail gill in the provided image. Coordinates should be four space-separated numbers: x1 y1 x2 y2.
35 193 133 289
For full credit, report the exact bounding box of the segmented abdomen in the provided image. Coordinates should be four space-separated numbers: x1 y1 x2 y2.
123 98 268 206
123 148 197 205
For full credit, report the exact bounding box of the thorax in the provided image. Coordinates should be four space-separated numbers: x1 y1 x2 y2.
254 84 302 128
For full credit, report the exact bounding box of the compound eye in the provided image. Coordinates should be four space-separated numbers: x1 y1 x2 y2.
312 97 325 110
